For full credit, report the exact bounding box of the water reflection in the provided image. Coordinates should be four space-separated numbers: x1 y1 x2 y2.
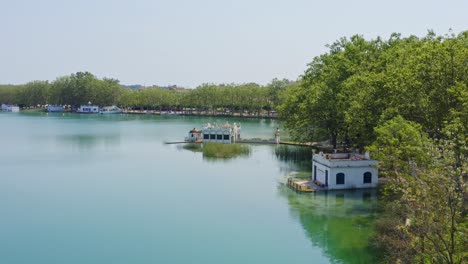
278 187 379 264
56 133 121 150
274 145 314 172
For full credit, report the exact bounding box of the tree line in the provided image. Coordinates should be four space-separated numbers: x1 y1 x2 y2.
279 31 467 263
0 73 292 115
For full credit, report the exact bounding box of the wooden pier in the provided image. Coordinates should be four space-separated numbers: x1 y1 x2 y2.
165 139 316 147
287 178 314 192
286 177 328 192
164 141 193 144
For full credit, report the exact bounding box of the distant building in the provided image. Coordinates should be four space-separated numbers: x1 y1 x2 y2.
168 85 186 91
312 152 378 190
1 104 20 112
121 84 144 89
160 85 186 91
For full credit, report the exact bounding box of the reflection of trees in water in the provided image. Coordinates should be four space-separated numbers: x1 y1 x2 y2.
56 133 120 149
274 145 313 172
278 187 380 264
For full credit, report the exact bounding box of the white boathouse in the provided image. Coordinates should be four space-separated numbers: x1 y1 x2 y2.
200 122 241 144
312 152 378 190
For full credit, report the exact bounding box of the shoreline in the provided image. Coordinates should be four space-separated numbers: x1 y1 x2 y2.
121 109 278 119
14 108 278 119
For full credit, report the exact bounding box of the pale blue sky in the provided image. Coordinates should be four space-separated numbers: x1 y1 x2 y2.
1 0 467 87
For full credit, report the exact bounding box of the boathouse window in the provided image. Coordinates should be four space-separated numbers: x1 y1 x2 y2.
336 173 345 185
210 134 216 140
203 134 209 140
224 135 229 140
363 172 372 183
217 134 222 140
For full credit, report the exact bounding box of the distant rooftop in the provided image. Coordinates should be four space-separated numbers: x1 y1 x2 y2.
315 152 373 161
203 122 241 130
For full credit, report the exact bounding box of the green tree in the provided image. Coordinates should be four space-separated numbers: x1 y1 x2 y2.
370 115 467 263
367 115 432 179
280 35 381 148
266 78 292 110
0 85 18 104
93 78 122 106
16 81 50 106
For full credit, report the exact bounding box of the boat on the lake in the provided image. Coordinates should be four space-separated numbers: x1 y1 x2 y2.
47 105 64 112
77 104 100 113
99 105 121 114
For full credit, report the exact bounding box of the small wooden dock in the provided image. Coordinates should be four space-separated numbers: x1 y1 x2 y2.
287 178 313 192
237 138 276 144
286 177 328 192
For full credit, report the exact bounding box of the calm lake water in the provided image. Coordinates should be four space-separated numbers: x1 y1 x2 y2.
0 112 379 264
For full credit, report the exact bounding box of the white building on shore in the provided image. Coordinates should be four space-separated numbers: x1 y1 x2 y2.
1 104 20 112
312 152 378 190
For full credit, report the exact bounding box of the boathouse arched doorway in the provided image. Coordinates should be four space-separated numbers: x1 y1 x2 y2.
336 173 345 185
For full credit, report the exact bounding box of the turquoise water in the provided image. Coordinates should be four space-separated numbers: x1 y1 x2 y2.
0 113 378 264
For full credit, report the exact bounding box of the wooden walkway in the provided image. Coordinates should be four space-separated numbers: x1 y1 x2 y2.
165 139 316 147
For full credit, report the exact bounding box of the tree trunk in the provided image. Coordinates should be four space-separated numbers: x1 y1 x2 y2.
331 132 337 150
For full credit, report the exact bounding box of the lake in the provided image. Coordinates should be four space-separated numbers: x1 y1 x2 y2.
0 112 379 264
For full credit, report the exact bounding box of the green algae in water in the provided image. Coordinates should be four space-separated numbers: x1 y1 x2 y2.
182 142 251 159
202 142 250 158
182 143 203 152
278 187 380 264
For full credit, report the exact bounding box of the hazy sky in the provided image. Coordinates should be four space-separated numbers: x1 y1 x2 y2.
1 0 467 87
